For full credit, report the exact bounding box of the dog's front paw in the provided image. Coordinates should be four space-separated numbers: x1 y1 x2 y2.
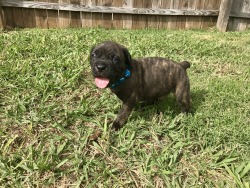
112 121 122 131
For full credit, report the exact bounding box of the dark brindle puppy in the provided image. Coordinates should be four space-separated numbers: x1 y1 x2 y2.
90 41 191 130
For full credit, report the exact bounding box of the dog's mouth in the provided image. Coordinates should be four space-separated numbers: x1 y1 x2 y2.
95 77 110 89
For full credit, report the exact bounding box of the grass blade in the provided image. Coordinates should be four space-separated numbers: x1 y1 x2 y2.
224 164 244 188
240 162 250 178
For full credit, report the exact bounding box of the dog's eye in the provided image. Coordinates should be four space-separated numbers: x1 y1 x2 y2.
112 56 119 63
91 52 97 59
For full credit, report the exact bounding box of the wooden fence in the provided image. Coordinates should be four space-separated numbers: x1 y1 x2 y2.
0 0 249 31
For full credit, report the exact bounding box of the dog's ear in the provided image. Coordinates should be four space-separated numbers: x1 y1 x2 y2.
123 47 132 69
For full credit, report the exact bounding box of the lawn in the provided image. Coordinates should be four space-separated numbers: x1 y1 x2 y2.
0 28 250 187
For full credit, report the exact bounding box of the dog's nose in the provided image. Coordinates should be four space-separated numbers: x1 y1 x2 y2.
96 64 107 71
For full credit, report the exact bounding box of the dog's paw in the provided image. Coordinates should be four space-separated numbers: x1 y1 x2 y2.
112 121 122 131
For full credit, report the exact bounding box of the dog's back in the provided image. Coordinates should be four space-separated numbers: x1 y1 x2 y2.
132 57 190 102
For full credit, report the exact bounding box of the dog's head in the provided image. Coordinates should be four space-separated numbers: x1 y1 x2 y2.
90 41 132 89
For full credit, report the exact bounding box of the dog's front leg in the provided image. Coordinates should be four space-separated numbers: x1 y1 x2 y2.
112 102 135 130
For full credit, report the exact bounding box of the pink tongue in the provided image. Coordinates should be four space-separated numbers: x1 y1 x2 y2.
95 77 110 89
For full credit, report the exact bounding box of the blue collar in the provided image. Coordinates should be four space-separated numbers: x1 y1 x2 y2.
110 69 131 89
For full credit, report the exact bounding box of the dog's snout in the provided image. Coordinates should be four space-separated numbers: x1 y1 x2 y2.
96 63 107 72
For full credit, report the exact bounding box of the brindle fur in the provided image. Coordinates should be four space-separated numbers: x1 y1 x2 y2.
90 41 191 130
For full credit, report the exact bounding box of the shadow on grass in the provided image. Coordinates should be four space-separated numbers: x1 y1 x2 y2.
190 89 207 114
130 89 207 121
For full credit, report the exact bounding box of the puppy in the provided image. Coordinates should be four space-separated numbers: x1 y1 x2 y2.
90 41 191 130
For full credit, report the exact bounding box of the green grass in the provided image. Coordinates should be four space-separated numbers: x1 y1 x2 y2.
0 28 250 187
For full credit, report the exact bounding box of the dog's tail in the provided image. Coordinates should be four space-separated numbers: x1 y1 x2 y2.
180 61 191 70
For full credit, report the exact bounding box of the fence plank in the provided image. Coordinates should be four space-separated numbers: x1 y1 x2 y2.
112 0 123 29
23 8 36 28
12 7 23 28
149 0 169 29
168 0 178 29
158 0 171 29
70 0 81 27
186 0 199 29
230 12 250 18
81 0 92 28
102 13 112 28
101 0 112 28
201 0 217 28
149 0 161 28
2 7 15 29
195 0 205 29
217 0 233 31
228 0 250 31
227 0 241 31
36 8 47 29
177 0 188 29
35 9 48 28
47 0 59 28
132 0 143 29
58 0 70 28
47 10 58 28
91 0 103 28
142 0 153 28
35 0 48 28
123 0 132 29
59 9 70 28
0 4 4 29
